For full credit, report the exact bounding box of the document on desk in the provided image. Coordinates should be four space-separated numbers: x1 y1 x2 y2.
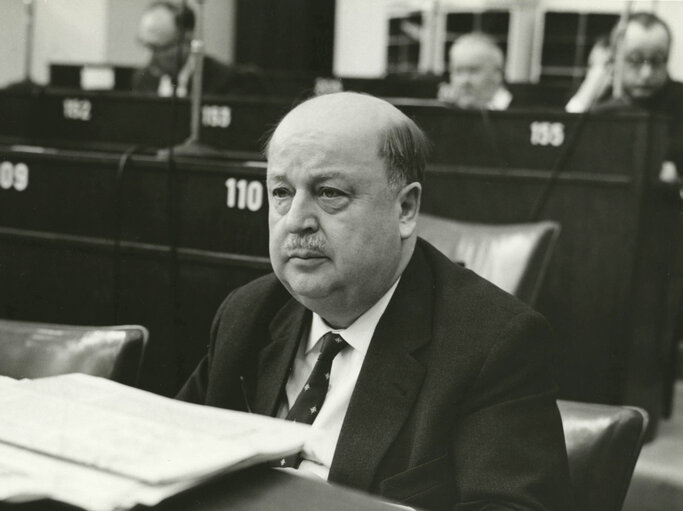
0 374 311 511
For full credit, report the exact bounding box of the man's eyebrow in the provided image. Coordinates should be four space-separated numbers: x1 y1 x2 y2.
310 171 348 182
266 174 287 183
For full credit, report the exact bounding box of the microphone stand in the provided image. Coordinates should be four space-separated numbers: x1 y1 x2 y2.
23 0 35 83
161 0 220 157
9 0 41 92
612 0 633 100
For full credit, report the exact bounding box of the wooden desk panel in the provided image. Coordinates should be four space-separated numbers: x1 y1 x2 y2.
0 90 291 155
0 148 270 396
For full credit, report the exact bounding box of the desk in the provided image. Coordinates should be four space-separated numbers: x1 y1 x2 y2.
0 90 291 154
0 466 404 511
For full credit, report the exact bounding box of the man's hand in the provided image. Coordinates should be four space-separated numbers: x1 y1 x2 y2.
566 40 614 113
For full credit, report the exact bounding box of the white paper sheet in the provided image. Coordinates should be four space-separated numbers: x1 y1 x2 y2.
0 374 311 510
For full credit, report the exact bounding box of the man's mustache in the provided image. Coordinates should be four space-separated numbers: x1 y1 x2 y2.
283 236 326 253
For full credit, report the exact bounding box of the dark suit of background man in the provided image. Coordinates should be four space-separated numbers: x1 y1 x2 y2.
178 92 572 511
132 1 235 97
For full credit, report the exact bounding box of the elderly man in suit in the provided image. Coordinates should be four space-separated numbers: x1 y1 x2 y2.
178 92 572 511
438 32 513 110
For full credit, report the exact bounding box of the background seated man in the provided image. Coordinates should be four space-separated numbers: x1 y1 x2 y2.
565 12 682 182
177 92 572 510
438 32 512 110
133 1 235 97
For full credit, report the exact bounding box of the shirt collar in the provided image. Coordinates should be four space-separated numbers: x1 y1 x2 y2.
307 278 401 357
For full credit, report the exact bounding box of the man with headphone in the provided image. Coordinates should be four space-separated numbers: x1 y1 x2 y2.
133 1 236 97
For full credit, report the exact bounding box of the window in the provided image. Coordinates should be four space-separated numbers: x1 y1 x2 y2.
387 11 423 74
540 11 618 85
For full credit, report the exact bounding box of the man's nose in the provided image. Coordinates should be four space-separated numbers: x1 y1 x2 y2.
285 193 318 233
452 72 471 86
639 62 655 79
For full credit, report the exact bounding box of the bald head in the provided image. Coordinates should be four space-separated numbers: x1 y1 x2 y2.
138 2 194 76
450 33 504 70
267 92 428 190
448 33 505 108
138 5 179 49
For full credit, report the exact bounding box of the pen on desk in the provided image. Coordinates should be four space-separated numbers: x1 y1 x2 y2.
239 375 253 413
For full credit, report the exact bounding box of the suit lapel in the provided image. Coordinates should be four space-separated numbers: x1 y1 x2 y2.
329 246 433 490
252 298 309 416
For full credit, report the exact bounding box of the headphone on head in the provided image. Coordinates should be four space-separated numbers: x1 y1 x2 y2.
149 1 196 33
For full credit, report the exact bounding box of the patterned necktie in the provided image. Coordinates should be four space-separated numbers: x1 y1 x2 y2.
276 331 348 468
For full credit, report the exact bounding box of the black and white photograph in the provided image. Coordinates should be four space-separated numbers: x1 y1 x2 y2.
0 0 681 510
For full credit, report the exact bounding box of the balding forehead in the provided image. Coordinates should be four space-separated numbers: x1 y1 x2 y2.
450 37 503 68
268 93 405 154
285 92 404 126
139 6 177 44
624 21 671 50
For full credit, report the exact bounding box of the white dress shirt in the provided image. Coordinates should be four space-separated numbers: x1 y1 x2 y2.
157 56 195 98
278 279 400 479
487 87 513 110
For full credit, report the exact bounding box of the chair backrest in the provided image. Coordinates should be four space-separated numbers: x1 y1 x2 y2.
558 400 649 511
0 319 147 386
417 213 560 306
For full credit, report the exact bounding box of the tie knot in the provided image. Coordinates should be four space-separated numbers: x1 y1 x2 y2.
319 332 348 361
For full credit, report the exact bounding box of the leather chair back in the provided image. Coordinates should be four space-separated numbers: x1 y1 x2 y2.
558 400 648 511
0 320 147 386
417 213 560 306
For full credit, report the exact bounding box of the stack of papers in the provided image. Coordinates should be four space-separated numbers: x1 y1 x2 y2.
0 374 311 510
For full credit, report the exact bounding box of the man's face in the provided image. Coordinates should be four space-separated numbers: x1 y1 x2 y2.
267 115 405 325
138 8 188 76
449 43 502 109
622 23 670 101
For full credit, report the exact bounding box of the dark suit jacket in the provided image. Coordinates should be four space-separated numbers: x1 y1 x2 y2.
594 79 683 177
178 238 573 511
131 55 238 96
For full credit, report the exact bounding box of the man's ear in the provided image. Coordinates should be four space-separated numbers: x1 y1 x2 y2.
398 182 422 240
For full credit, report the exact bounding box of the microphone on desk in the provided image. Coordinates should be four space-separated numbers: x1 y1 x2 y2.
158 0 221 158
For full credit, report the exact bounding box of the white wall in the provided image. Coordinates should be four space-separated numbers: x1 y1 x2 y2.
657 0 683 81
203 0 236 65
0 0 109 86
32 0 109 83
0 0 236 88
334 0 391 77
0 0 29 86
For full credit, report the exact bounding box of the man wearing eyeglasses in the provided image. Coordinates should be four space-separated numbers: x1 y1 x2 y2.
132 1 236 97
566 12 683 181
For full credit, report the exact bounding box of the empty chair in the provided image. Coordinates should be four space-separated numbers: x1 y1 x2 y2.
0 319 147 386
417 213 560 306
558 400 649 511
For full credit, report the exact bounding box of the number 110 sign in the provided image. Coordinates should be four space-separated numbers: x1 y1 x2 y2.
225 178 264 212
